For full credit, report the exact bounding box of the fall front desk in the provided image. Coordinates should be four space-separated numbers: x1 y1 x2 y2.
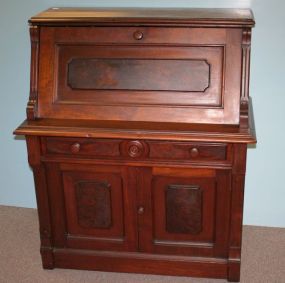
15 8 256 282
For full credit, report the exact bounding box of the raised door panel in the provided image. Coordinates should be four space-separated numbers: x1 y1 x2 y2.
56 45 220 107
165 184 203 235
63 171 123 238
138 167 231 258
45 163 137 252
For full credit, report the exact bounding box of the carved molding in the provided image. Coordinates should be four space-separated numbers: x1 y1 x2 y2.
27 25 39 120
240 28 252 127
120 140 149 159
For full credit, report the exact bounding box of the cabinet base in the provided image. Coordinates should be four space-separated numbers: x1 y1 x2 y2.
45 248 240 282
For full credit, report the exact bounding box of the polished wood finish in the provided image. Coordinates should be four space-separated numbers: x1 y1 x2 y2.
67 58 210 92
29 7 254 27
15 117 256 144
14 8 256 282
37 26 241 125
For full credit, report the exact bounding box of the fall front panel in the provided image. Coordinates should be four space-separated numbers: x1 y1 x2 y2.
36 27 242 124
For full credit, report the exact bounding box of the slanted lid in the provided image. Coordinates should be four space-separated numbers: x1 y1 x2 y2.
29 7 255 27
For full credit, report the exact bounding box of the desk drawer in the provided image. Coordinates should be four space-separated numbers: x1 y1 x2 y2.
148 141 227 161
44 137 228 163
44 137 121 158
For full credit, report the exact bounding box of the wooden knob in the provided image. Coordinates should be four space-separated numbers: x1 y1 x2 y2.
129 145 139 155
70 143 81 153
133 30 143 40
137 206 145 215
127 141 144 158
190 147 199 158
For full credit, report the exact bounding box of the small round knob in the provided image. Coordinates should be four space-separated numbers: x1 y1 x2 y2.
127 140 144 158
70 143 81 153
129 145 139 156
133 30 143 40
190 147 199 158
137 206 145 215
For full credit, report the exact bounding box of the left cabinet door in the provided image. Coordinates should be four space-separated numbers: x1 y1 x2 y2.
44 162 138 252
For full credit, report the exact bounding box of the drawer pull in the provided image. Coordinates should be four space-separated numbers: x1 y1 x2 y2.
190 147 199 158
133 30 143 40
137 206 145 215
127 141 144 158
70 143 81 153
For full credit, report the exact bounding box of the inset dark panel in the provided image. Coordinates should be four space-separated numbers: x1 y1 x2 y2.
68 58 210 92
166 185 202 234
75 181 112 229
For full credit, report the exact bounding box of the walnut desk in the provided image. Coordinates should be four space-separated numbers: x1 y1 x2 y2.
15 8 256 282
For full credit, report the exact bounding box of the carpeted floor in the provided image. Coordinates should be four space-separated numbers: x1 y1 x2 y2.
0 205 284 283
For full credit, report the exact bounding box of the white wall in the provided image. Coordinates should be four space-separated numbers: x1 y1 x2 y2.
1 0 284 227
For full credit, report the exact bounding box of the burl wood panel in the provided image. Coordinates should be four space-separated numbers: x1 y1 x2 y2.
75 181 112 229
166 184 202 234
62 170 125 239
68 58 210 92
57 44 223 107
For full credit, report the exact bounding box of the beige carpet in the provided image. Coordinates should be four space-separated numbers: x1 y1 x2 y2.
0 205 284 283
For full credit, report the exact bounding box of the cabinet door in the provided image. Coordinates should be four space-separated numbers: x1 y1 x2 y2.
45 163 137 252
138 167 231 258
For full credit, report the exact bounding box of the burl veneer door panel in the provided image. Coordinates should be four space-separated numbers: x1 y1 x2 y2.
165 184 202 234
45 163 137 252
139 167 231 258
37 27 242 125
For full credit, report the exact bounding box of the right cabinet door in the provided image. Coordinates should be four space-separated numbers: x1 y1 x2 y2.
139 167 231 258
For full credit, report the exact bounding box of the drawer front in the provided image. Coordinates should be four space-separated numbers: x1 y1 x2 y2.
44 137 121 158
148 141 227 161
44 137 228 163
37 26 242 125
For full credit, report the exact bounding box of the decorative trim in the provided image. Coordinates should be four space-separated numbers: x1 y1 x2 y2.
240 28 252 127
241 28 252 104
27 25 39 120
120 140 149 159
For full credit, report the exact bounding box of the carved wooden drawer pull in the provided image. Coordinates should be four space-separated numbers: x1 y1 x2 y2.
70 142 81 153
190 147 199 158
127 140 144 158
133 30 143 40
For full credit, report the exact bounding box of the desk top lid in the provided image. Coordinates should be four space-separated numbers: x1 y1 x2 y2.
29 7 255 27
